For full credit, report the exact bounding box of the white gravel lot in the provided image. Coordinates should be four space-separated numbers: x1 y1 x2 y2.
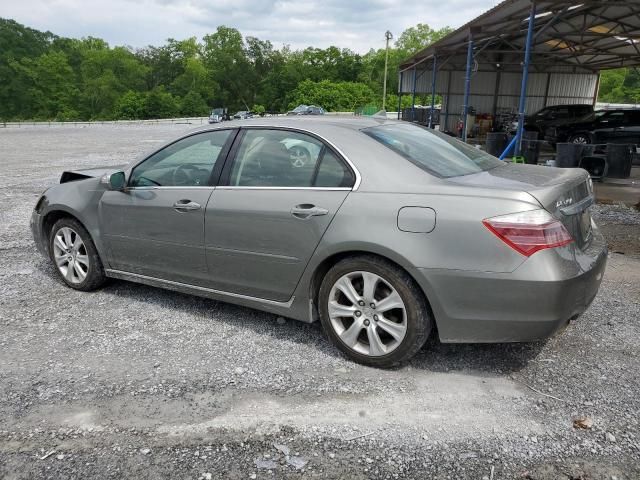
0 124 639 479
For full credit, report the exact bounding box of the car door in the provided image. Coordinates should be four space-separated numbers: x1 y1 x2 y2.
203 128 356 302
616 110 640 145
593 111 625 144
100 129 236 285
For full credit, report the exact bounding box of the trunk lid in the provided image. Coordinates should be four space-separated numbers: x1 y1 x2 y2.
448 163 594 250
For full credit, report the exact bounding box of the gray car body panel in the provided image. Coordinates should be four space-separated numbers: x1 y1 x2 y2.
31 116 607 343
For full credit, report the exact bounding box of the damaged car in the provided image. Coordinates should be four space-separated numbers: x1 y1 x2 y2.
31 117 607 367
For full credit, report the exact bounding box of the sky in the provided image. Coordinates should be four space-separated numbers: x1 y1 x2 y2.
1 0 500 52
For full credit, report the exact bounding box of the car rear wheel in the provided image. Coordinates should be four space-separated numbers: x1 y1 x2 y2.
318 255 432 367
49 218 106 291
569 132 592 144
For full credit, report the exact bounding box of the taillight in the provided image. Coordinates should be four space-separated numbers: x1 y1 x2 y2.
483 209 573 257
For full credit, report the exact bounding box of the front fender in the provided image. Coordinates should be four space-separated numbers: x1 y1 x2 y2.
35 178 108 263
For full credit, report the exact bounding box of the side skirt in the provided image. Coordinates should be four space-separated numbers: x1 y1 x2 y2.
104 269 296 314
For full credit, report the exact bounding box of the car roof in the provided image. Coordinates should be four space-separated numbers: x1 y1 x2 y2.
191 115 401 133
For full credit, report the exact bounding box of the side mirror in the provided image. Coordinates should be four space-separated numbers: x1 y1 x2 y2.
108 171 126 190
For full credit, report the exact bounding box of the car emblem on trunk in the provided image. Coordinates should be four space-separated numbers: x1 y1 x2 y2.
556 198 573 208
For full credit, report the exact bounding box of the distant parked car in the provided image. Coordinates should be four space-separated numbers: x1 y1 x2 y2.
510 104 594 135
545 109 640 146
208 108 227 124
233 111 252 120
287 104 325 116
31 117 606 367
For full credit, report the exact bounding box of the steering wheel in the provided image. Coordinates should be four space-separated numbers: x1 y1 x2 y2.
288 145 311 168
172 164 202 186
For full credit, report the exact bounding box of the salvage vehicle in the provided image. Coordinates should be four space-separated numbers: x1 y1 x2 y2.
233 111 252 120
31 117 607 367
509 104 593 136
287 104 325 115
545 108 640 146
208 108 227 124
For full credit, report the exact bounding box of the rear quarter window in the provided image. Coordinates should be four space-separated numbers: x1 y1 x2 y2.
363 123 503 178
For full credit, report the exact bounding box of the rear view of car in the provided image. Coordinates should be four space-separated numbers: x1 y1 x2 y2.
363 123 607 344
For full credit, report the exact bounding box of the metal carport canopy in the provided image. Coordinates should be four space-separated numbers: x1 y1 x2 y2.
400 0 640 74
397 0 640 155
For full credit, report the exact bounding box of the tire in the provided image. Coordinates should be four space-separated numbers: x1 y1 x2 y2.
569 132 592 145
318 255 432 368
49 217 106 291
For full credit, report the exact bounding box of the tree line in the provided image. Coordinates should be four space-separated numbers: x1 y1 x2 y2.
0 18 452 121
0 18 636 122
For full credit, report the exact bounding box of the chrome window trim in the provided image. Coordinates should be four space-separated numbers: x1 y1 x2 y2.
105 269 294 307
125 186 215 191
232 124 362 191
216 186 352 191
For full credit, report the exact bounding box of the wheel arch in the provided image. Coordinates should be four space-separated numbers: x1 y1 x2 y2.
307 249 439 335
42 208 86 244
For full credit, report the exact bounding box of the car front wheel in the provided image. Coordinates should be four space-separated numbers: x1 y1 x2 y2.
49 217 106 291
569 132 593 144
318 255 432 367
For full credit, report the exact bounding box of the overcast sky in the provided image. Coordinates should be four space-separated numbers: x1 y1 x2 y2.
3 0 500 52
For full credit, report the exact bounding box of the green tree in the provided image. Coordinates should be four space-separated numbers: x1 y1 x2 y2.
202 26 252 111
290 80 376 111
0 18 459 120
180 90 209 116
11 50 79 119
143 87 179 118
114 90 146 119
395 23 453 56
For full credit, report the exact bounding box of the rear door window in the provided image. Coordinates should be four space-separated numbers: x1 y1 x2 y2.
363 123 503 178
228 129 354 188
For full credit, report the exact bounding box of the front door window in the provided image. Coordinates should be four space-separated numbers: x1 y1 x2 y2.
130 130 233 187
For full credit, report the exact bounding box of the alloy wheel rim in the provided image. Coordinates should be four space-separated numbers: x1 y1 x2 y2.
53 227 89 284
328 271 407 357
572 136 588 144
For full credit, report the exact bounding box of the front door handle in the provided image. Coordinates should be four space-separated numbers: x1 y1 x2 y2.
291 204 329 219
173 200 201 212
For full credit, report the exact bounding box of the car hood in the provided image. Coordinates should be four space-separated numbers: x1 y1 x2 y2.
60 164 128 184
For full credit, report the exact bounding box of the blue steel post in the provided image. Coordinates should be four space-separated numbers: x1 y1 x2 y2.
397 71 404 120
515 1 537 156
462 32 474 142
428 55 438 128
411 66 417 121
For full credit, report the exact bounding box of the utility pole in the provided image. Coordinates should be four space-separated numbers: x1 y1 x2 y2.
382 30 393 110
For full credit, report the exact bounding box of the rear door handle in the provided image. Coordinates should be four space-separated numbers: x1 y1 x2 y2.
291 204 329 219
173 200 201 212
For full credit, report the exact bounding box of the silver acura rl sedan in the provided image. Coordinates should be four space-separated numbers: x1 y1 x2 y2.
31 117 607 367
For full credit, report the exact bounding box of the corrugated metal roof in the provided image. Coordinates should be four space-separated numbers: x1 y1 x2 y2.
401 0 640 73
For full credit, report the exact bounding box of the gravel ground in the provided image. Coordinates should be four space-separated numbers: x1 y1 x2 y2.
1 125 639 479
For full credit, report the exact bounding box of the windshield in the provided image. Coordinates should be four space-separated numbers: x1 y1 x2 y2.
363 123 503 178
292 105 309 113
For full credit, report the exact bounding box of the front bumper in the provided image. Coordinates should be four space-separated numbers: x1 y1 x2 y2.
416 229 608 343
30 210 48 256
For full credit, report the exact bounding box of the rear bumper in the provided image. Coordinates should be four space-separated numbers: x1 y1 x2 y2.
415 230 608 343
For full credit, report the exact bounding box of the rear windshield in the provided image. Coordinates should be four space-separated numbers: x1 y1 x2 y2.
363 123 503 178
